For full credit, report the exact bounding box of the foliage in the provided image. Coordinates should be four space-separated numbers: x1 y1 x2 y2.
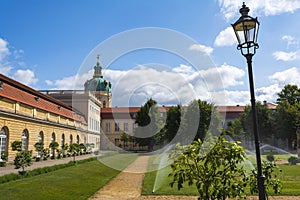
179 100 222 142
120 132 129 148
69 143 80 162
266 154 275 162
11 141 22 152
79 143 86 154
240 101 275 142
49 141 59 158
169 136 248 200
1 151 8 161
13 150 33 174
62 143 69 157
277 84 300 106
133 98 164 151
162 105 182 143
288 156 299 165
42 148 50 160
249 161 283 196
34 142 44 159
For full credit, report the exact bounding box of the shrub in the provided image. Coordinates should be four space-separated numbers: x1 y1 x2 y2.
266 154 275 162
288 156 299 165
14 150 33 175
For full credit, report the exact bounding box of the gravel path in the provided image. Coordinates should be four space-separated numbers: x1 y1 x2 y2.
89 155 150 200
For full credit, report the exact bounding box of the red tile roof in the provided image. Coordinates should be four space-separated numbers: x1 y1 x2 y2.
0 74 86 124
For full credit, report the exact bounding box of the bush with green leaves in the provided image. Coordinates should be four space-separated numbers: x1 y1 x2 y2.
49 141 59 159
169 136 283 199
11 141 22 152
288 156 299 165
266 154 275 162
68 143 80 162
13 150 33 174
249 161 283 196
169 136 248 200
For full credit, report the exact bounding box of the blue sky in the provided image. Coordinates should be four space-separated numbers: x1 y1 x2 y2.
0 0 300 106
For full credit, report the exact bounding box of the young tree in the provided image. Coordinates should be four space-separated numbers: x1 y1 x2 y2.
14 151 33 175
180 99 222 142
240 102 275 145
169 136 248 200
162 105 182 143
133 98 163 151
69 143 80 162
34 142 44 161
49 141 59 159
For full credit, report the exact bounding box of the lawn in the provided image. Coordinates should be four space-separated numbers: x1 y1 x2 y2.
0 154 137 200
142 155 300 196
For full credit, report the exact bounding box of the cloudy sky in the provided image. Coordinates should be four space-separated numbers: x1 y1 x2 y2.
0 0 299 107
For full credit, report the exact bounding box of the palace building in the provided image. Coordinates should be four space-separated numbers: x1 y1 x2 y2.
0 74 99 162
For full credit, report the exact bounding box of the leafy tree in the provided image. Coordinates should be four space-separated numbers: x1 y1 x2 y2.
13 151 33 175
34 142 44 159
62 143 69 157
69 143 80 162
162 105 182 143
275 101 300 149
79 143 86 154
180 99 222 142
169 136 248 200
133 98 163 151
49 141 59 159
240 102 275 145
277 84 300 106
120 132 129 148
11 141 22 152
225 119 244 139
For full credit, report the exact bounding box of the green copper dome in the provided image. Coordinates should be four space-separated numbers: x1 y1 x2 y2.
84 55 111 92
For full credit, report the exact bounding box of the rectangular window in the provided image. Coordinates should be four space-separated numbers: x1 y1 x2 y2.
124 123 128 132
114 123 119 132
105 123 110 132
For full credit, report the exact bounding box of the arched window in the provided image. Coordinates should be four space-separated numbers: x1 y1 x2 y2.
38 131 44 143
76 135 80 144
0 127 8 160
51 133 56 142
70 135 73 144
22 130 29 151
61 134 65 147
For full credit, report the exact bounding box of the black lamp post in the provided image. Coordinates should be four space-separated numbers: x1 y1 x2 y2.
232 3 266 200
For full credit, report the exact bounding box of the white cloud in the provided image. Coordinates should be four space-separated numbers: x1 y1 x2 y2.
189 44 214 56
282 35 298 47
269 67 300 85
216 64 245 87
214 27 236 47
273 50 300 61
13 69 38 86
0 38 10 62
45 80 53 86
219 0 300 21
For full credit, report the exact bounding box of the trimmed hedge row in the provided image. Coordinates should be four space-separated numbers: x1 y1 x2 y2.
0 157 96 184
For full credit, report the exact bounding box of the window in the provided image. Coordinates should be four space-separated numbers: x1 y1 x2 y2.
114 123 120 132
115 138 119 146
103 101 106 108
124 123 128 132
105 123 111 132
132 123 137 130
0 128 7 159
76 135 80 144
22 130 29 151
38 131 43 143
61 134 65 147
70 135 73 144
51 133 56 142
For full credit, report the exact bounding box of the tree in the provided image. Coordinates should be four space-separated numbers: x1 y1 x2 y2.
69 143 80 162
14 150 33 175
162 105 182 143
180 99 222 142
49 141 59 159
11 140 32 175
11 141 22 152
169 136 248 200
34 142 44 160
169 136 282 199
120 132 129 148
277 84 300 106
240 102 275 146
133 98 163 151
275 101 300 149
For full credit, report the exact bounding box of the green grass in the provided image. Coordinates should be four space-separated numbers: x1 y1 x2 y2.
142 155 300 196
0 154 137 200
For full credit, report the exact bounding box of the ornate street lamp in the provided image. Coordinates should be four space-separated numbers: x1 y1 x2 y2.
232 3 266 200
